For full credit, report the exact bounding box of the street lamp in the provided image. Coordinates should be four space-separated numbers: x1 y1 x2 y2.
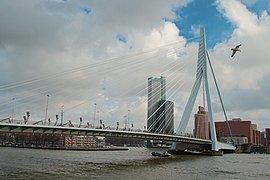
124 115 127 130
97 110 100 126
60 105 64 126
11 97 15 123
127 109 130 130
44 95 50 125
93 103 97 128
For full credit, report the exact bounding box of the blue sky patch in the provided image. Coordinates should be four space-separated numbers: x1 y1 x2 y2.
116 34 127 43
244 0 270 15
172 0 234 48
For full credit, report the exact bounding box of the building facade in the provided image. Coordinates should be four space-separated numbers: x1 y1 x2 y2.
0 132 65 147
193 106 209 139
147 76 174 134
156 100 174 134
215 118 261 145
65 135 97 148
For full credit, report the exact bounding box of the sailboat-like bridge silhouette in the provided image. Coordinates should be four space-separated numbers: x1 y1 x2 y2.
0 27 235 155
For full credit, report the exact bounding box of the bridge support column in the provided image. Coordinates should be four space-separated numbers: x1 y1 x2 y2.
175 27 218 152
169 142 211 154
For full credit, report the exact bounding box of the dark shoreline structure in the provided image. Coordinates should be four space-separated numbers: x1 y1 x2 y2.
167 149 224 156
0 132 131 151
0 145 129 151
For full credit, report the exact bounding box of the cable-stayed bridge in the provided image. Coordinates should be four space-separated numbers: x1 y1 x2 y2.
0 27 235 154
0 122 211 145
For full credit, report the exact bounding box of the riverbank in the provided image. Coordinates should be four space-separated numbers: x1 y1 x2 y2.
0 145 129 151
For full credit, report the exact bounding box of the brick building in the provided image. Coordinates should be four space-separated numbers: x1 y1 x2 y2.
215 118 261 145
65 135 97 148
193 106 209 139
0 132 65 147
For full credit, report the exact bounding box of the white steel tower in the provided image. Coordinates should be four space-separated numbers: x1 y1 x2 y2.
176 27 218 151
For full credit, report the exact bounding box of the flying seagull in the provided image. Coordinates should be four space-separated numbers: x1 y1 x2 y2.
231 44 242 57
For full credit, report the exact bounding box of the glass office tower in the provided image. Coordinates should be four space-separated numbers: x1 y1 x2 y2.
147 76 174 134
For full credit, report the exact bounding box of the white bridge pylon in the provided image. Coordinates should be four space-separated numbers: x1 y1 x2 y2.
176 27 218 151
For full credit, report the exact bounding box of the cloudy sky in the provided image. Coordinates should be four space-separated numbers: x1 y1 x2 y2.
0 0 270 132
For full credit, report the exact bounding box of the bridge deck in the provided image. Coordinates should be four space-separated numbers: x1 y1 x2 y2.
0 122 211 145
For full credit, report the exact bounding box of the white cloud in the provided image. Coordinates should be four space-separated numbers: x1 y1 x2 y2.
0 0 193 130
141 22 186 50
1 0 269 132
210 0 270 129
217 0 260 35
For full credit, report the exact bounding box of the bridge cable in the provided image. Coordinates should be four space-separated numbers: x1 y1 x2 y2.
0 36 199 91
0 41 191 108
206 51 234 145
147 52 197 132
0 44 184 114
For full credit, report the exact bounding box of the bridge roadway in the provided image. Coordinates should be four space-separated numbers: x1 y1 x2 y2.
0 122 211 146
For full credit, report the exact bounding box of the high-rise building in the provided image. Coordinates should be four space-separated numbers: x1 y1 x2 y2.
156 100 174 134
147 76 174 134
147 76 166 132
193 106 210 139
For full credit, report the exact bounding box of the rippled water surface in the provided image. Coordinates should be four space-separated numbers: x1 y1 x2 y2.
0 147 269 179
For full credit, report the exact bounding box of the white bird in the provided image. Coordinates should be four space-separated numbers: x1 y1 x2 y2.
231 44 242 57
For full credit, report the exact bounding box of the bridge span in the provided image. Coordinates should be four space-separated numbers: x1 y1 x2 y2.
0 122 236 153
0 122 211 145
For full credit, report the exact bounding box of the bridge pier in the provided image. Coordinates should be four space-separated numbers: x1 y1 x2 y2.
168 142 223 156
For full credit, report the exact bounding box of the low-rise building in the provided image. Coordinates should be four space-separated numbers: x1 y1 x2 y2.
215 118 260 145
65 135 97 148
220 136 248 145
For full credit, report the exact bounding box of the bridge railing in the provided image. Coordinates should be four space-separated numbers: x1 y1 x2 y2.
1 118 197 138
0 118 148 133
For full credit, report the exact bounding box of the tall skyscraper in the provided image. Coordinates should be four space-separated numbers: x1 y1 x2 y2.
147 76 174 134
156 100 174 134
193 106 209 139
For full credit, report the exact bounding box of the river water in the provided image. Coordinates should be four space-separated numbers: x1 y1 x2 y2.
0 147 269 180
